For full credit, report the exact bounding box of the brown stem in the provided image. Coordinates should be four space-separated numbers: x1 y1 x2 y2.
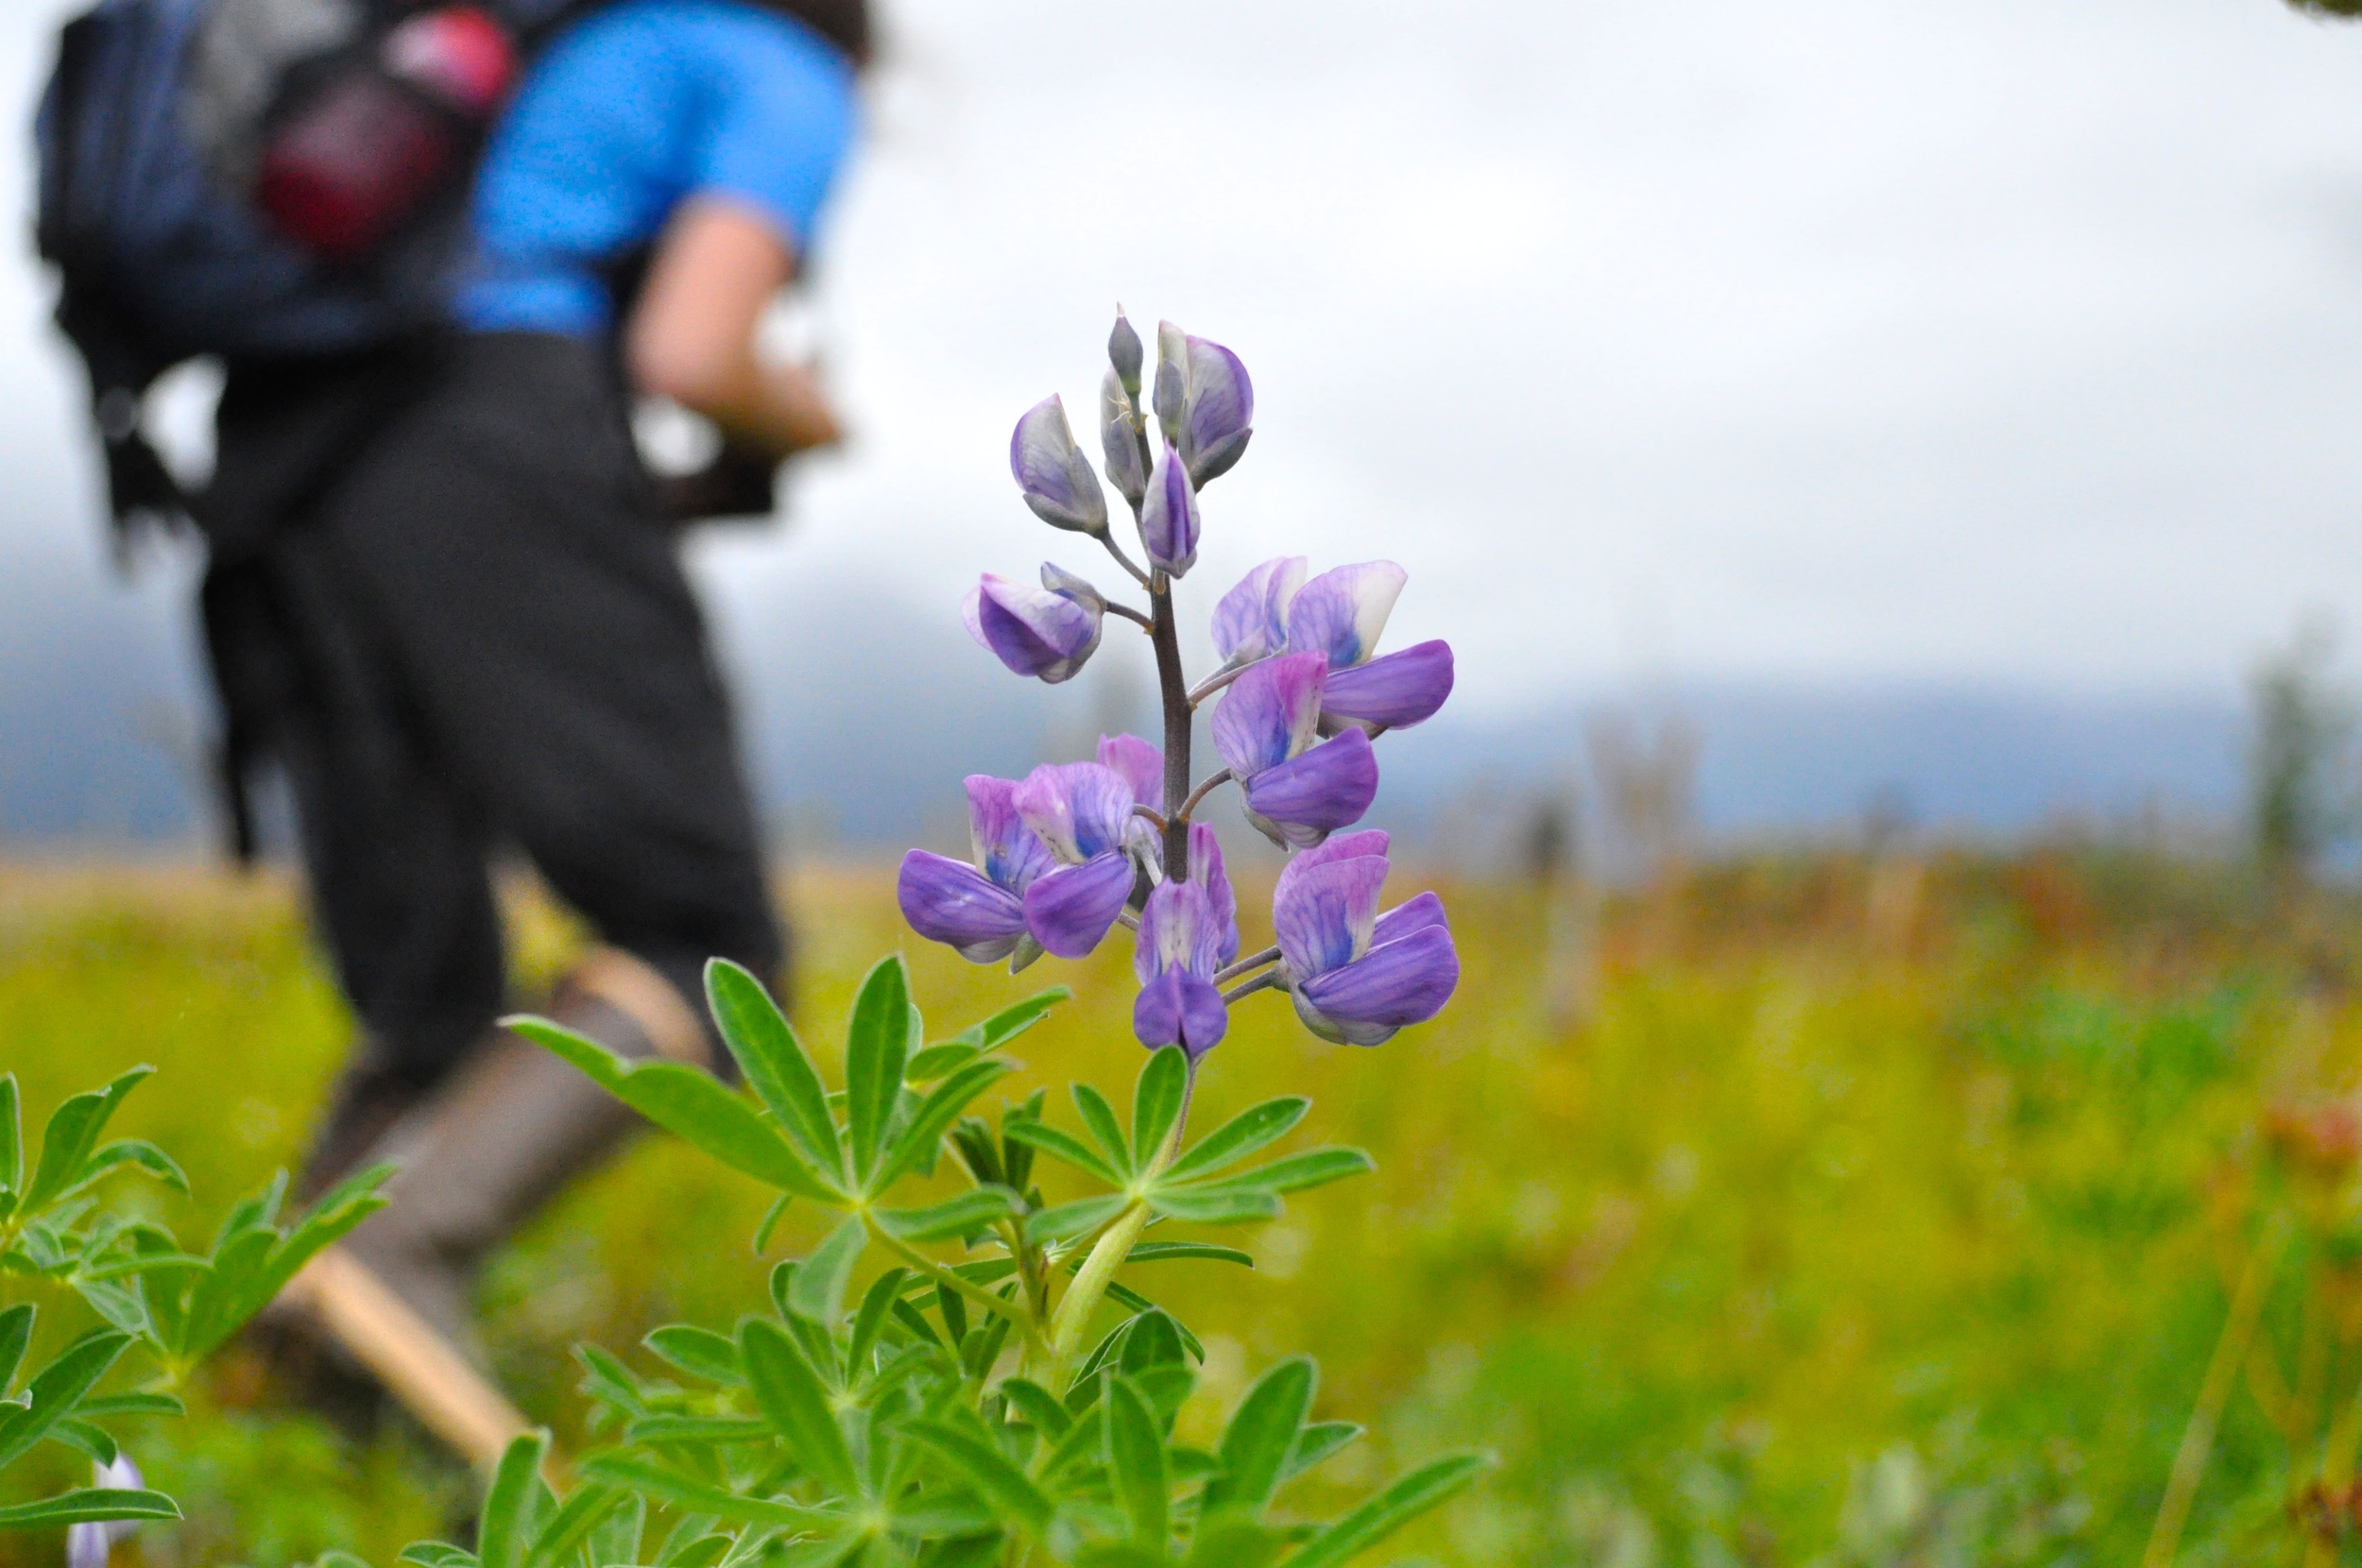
1175 769 1234 827
1149 575 1191 878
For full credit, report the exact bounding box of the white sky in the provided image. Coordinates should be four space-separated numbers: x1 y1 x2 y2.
6 0 2362 724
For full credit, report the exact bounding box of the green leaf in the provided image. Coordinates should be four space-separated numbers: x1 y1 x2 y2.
577 1453 832 1530
0 1487 181 1529
1104 1376 1169 1548
0 1075 20 1196
1118 1311 1187 1373
18 1066 150 1219
1107 1242 1253 1270
1024 1194 1134 1247
395 1544 481 1568
739 1318 860 1496
49 1416 119 1466
83 1138 189 1195
707 960 844 1179
624 1413 772 1447
906 1419 1054 1537
1002 1120 1123 1187
506 1017 838 1202
1180 1515 1289 1568
903 1044 983 1082
1280 1421 1364 1484
75 1392 183 1421
950 987 1071 1051
1131 1048 1189 1171
313 1552 380 1568
582 1491 645 1568
874 1187 1018 1244
1283 1454 1493 1568
847 1266 907 1373
0 1304 31 1391
1070 1085 1133 1178
1163 1098 1309 1184
786 1214 869 1325
1146 1188 1280 1226
1101 1285 1205 1364
1189 1148 1374 1197
475 1430 553 1568
177 1164 389 1363
997 1377 1070 1438
870 1059 1017 1197
844 956 915 1183
0 1328 131 1469
754 1192 794 1253
1205 1357 1314 1513
643 1324 745 1387
528 1478 630 1566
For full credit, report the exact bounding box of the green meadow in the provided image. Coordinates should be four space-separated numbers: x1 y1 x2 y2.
2 849 2356 1565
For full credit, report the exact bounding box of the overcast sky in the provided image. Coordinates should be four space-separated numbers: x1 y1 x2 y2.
6 0 2362 734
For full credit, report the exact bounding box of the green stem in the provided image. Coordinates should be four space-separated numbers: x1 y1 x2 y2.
862 1215 1038 1339
1043 1199 1152 1391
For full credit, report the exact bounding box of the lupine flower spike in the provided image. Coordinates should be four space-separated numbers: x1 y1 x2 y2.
914 311 1459 1063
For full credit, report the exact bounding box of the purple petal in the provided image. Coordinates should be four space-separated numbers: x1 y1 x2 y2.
1023 852 1137 959
1097 734 1164 810
1287 561 1407 669
965 574 1102 684
1038 561 1106 613
1320 639 1454 730
1014 761 1136 864
1272 852 1388 980
1280 829 1392 885
1294 924 1460 1045
1241 728 1379 841
1138 439 1200 578
1134 970 1229 1058
899 850 1028 963
1189 822 1240 967
1099 369 1147 508
1210 556 1307 665
1109 312 1145 394
67 1523 110 1568
1374 890 1448 946
1010 395 1108 536
1153 321 1189 444
964 775 1054 893
1210 650 1328 779
1135 879 1221 983
1181 334 1255 486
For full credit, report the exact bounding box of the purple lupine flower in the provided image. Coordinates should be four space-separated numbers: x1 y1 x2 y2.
899 776 1058 963
1209 651 1379 848
1272 830 1458 1047
1010 395 1109 537
964 568 1104 684
1139 439 1201 578
1178 332 1254 486
1211 556 1308 668
1097 732 1165 864
1287 561 1453 731
1109 311 1145 398
1133 824 1241 1057
1014 761 1140 958
65 1455 144 1568
1100 369 1148 509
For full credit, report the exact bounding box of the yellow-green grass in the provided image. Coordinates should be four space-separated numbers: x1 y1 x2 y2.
0 852 2350 1564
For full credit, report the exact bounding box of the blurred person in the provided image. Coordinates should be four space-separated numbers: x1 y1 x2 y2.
197 0 871 1377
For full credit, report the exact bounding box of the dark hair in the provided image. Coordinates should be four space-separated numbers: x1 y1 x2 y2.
759 0 871 64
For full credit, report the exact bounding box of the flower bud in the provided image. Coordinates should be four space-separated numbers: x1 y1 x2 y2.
1009 396 1109 537
1180 333 1254 486
1109 310 1144 398
964 571 1102 683
1100 369 1148 509
1153 320 1189 447
1138 439 1201 578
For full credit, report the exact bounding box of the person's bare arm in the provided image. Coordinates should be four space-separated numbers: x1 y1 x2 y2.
625 196 843 457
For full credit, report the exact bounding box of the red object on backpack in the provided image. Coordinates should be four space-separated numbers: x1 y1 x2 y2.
255 5 517 263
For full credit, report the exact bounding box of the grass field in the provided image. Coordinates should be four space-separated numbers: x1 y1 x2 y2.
1 848 2357 1565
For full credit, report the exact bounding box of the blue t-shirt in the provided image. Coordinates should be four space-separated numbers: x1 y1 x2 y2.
455 0 856 335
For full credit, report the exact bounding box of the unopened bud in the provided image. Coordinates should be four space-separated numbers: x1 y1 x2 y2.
1100 369 1147 509
1153 320 1189 447
1109 310 1144 399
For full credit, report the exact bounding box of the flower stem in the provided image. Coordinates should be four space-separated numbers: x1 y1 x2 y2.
1175 769 1234 827
1099 533 1151 588
1105 602 1155 630
862 1214 1037 1338
1223 971 1282 1005
1148 575 1192 877
1215 946 1281 985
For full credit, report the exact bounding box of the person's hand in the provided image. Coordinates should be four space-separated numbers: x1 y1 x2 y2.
653 441 779 523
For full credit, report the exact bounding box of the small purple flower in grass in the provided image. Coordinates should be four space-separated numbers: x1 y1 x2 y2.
1273 830 1459 1047
899 776 1056 964
1010 395 1109 537
1211 556 1307 668
965 568 1104 684
1210 651 1378 848
66 1454 144 1568
1015 761 1139 958
1134 824 1241 1057
1139 439 1200 578
1288 561 1453 731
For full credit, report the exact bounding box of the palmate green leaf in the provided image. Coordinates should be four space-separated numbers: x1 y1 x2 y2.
0 1327 131 1469
578 1453 830 1530
869 1058 1017 1197
1025 1194 1133 1247
786 1215 868 1325
643 1324 745 1387
1162 1098 1309 1184
1281 1421 1363 1484
847 1267 906 1373
1003 1119 1123 1187
1284 1454 1492 1568
874 1187 1019 1244
905 1043 983 1082
176 1164 389 1364
507 1017 838 1202
707 960 843 1179
1179 1514 1290 1568
1145 1188 1280 1226
579 1490 645 1568
844 956 915 1184
1070 1085 1133 1179
0 1487 181 1530
739 1318 860 1496
997 1377 1070 1438
524 1477 633 1568
475 1430 554 1568
0 1074 20 1199
906 1419 1055 1538
1104 1376 1169 1548
1131 1048 1189 1171
1183 1147 1374 1198
1205 1357 1315 1514
1099 1286 1205 1365
625 1413 772 1447
17 1066 150 1220
0 1303 31 1390
81 1138 188 1195
948 986 1071 1053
